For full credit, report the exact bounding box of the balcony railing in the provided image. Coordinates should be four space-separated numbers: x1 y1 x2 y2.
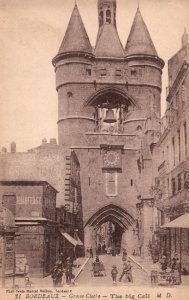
157 188 189 210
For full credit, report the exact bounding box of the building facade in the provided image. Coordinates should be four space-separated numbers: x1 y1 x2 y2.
0 141 84 277
0 181 57 277
152 30 189 270
52 0 164 257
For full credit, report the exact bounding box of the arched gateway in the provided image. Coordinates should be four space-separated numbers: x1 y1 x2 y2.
84 204 137 255
52 0 164 258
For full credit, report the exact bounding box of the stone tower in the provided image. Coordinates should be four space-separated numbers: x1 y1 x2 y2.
52 0 164 257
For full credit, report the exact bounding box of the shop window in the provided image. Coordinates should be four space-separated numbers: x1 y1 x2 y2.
106 171 117 196
171 178 176 195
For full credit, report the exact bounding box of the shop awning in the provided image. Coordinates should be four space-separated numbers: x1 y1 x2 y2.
161 213 189 229
59 230 80 246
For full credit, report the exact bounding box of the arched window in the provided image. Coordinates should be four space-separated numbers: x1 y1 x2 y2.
106 10 111 24
99 11 103 26
136 125 142 132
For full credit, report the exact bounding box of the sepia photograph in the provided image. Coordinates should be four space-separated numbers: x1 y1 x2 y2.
0 0 189 299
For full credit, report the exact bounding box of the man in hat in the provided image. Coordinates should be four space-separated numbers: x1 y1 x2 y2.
65 257 73 285
51 260 63 287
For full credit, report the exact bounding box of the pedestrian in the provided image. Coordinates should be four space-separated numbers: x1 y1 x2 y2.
127 260 133 283
111 265 118 285
160 255 167 272
24 262 30 287
150 260 160 287
119 261 128 282
51 261 63 287
102 243 106 254
95 255 100 263
122 249 127 262
65 257 73 285
86 247 90 257
59 252 65 265
89 246 93 258
119 260 133 283
97 244 101 255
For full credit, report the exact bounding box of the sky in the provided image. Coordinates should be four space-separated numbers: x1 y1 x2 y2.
0 0 189 152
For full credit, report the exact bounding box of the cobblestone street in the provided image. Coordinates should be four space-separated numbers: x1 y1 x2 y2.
75 255 150 287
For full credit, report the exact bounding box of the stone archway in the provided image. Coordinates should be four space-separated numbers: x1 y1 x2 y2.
84 204 137 255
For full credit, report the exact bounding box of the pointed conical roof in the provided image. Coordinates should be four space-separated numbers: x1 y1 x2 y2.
95 24 125 58
125 8 157 57
58 4 92 55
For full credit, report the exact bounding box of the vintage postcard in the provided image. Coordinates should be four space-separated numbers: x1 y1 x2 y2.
0 0 189 299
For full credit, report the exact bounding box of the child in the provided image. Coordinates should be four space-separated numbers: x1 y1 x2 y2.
111 265 118 285
150 260 160 286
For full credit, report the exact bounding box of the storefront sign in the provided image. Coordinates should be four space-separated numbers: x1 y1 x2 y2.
17 196 42 205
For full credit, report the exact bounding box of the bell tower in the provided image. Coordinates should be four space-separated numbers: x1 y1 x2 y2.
98 0 117 27
52 1 165 258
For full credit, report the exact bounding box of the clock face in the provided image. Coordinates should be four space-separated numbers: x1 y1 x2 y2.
104 151 120 167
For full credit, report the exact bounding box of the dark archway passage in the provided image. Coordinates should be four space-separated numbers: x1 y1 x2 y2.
85 204 136 254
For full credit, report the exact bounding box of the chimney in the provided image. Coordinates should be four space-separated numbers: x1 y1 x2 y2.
1 147 7 153
42 138 47 145
11 141 16 153
50 138 57 145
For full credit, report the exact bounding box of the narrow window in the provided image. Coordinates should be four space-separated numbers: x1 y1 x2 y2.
178 129 181 161
99 11 103 26
178 173 182 191
106 171 117 196
167 178 169 195
172 137 175 166
86 68 91 76
175 91 179 109
161 211 165 226
74 187 78 203
184 122 187 156
131 179 133 186
171 178 176 195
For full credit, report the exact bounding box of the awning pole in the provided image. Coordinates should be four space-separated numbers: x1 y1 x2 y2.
180 228 182 282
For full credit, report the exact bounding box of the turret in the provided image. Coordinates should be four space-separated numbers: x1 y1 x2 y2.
52 4 95 146
125 7 164 139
